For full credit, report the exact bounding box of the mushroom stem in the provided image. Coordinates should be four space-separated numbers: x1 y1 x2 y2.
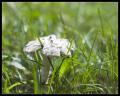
47 57 54 70
41 55 50 83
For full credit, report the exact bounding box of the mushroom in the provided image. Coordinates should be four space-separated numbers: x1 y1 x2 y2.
23 34 75 83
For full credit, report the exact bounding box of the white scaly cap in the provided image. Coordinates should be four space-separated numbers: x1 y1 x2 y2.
23 34 75 57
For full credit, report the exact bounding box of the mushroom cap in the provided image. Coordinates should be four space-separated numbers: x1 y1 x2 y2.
23 34 75 57
23 40 41 53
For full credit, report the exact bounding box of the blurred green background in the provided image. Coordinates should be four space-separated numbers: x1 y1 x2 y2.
2 2 118 94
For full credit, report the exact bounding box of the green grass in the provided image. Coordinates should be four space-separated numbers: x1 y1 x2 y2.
2 2 118 94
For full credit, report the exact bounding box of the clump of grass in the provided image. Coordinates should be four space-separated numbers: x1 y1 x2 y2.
2 2 118 94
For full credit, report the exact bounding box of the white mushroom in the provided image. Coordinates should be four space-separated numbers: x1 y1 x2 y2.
23 34 75 83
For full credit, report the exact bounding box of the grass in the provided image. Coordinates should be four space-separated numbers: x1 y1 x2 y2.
2 2 118 94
